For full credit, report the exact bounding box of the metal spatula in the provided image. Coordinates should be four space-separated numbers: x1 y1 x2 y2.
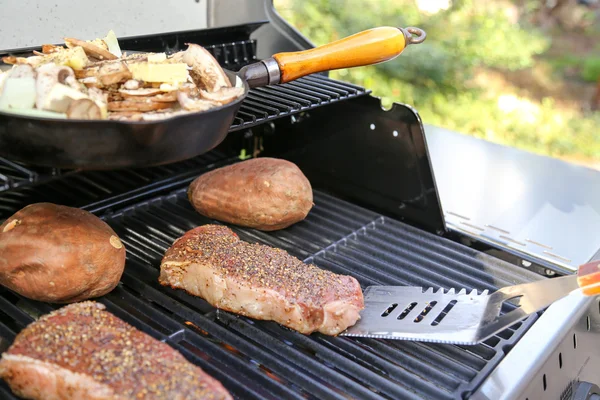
340 260 600 345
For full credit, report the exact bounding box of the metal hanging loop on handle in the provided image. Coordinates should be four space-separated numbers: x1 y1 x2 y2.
399 27 427 45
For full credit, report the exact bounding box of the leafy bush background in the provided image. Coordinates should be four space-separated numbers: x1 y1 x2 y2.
274 0 600 167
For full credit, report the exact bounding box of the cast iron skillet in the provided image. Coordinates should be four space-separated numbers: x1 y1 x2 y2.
0 26 426 170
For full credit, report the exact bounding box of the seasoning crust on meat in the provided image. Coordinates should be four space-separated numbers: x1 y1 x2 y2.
159 225 364 335
0 301 232 400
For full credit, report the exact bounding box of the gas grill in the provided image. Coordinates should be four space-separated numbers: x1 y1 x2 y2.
1 1 600 399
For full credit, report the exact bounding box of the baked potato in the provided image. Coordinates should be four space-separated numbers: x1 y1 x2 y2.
0 203 126 303
188 158 313 231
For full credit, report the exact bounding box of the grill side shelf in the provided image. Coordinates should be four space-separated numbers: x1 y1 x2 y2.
0 189 542 400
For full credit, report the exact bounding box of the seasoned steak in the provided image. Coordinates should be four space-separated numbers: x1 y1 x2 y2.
0 301 232 400
159 225 364 335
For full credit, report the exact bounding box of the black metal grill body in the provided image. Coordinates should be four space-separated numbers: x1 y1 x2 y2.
0 184 542 400
0 22 545 400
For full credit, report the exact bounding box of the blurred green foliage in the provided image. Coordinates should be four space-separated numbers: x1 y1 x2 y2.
275 0 600 164
582 57 600 82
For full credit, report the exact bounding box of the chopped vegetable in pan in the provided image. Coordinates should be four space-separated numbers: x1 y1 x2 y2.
0 30 244 121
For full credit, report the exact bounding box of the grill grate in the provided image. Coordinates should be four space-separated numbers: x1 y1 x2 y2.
0 158 64 192
0 74 369 199
230 75 368 131
205 39 258 72
0 151 230 219
0 189 541 400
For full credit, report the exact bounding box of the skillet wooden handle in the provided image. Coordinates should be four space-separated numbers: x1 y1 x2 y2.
577 260 600 296
271 27 426 84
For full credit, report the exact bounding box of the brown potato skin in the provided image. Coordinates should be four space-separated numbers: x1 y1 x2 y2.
0 203 126 303
188 158 313 231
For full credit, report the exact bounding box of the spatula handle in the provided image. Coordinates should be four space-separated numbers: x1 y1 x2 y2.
577 260 600 296
271 26 426 84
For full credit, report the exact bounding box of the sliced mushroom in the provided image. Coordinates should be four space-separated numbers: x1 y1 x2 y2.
151 92 178 102
63 74 83 91
64 37 117 61
177 90 220 112
41 44 64 54
118 88 163 97
87 53 147 68
108 99 174 112
87 87 108 119
22 47 90 70
4 47 88 70
98 62 132 86
108 111 141 119
9 64 36 79
2 56 24 65
182 44 231 93
141 109 188 121
79 76 101 88
122 79 140 90
89 38 109 51
108 111 144 121
42 84 89 113
198 86 244 105
66 98 102 119
116 89 179 104
2 56 44 67
166 51 184 64
107 92 124 102
159 82 179 92
74 67 97 79
35 63 79 110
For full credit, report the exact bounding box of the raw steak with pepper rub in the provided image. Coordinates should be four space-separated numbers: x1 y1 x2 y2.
0 301 232 400
159 224 364 335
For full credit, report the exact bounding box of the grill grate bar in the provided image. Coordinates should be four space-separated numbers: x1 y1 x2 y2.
0 159 37 189
0 319 17 344
0 384 14 399
315 336 461 396
0 186 542 400
253 87 311 106
205 40 257 71
287 81 341 98
110 189 539 398
0 297 34 328
357 338 478 381
118 265 351 400
104 288 307 400
0 153 233 220
216 312 391 400
304 74 368 91
223 311 436 400
246 92 297 110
